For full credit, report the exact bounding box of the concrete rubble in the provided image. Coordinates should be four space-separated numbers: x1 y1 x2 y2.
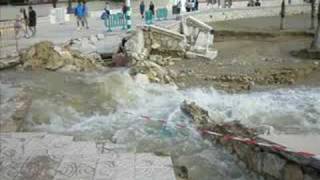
180 101 320 180
19 41 103 72
0 132 176 180
125 16 218 84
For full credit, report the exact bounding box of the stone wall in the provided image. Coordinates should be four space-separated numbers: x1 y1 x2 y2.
125 25 187 64
184 4 314 23
144 25 187 56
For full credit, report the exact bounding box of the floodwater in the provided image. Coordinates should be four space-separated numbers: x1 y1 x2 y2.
1 69 320 179
1 13 320 180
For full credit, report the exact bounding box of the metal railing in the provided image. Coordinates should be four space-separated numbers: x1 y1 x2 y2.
0 19 20 58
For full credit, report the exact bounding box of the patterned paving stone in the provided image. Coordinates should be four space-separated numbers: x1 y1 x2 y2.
54 155 97 180
0 133 176 180
136 153 173 168
15 155 61 180
94 153 135 180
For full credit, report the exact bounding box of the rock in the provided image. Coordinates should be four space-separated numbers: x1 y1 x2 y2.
175 166 188 179
262 153 286 179
59 64 79 72
151 43 161 50
89 35 99 44
130 61 173 84
96 33 105 40
134 73 150 84
20 41 101 72
180 101 210 126
112 53 128 67
149 54 163 62
283 163 303 180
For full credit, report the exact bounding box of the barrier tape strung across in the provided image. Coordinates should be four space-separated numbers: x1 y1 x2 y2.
124 111 318 159
124 111 189 131
200 129 317 158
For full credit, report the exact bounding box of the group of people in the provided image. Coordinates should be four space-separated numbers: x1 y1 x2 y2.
74 1 89 30
206 0 233 8
15 6 37 38
247 0 261 7
185 0 199 12
139 1 155 19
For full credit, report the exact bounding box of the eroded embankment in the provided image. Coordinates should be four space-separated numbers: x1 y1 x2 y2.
181 101 320 180
169 30 320 92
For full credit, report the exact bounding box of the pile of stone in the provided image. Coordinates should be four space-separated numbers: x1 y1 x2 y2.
20 41 103 72
130 60 174 84
67 33 105 55
148 54 181 67
123 17 219 85
180 101 320 180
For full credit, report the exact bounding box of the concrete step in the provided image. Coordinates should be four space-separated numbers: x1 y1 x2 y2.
0 132 176 180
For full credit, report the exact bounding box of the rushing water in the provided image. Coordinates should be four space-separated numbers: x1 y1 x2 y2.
1 70 320 180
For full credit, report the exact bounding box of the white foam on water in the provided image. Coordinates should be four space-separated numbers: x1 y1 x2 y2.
14 70 320 180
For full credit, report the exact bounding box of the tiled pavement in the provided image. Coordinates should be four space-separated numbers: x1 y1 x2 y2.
0 133 176 180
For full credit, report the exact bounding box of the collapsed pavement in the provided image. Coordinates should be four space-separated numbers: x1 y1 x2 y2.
180 101 320 180
124 16 217 84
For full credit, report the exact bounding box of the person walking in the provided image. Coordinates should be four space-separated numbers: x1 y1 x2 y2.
140 0 145 19
83 1 89 29
28 6 36 37
185 0 192 12
121 2 128 25
75 1 85 30
149 1 155 15
52 0 57 8
19 8 29 36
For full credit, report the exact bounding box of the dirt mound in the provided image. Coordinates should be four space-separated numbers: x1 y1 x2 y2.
20 41 101 72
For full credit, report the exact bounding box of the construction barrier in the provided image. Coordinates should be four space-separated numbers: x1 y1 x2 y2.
145 10 154 25
0 20 19 58
105 13 127 32
49 8 70 24
156 8 168 21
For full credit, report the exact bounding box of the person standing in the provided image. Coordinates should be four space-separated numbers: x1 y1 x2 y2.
75 1 85 30
140 0 145 19
83 1 89 29
52 0 57 8
149 1 155 15
19 8 28 36
176 0 182 13
195 0 199 11
102 2 110 20
28 6 36 37
122 2 128 15
185 0 192 12
121 2 128 25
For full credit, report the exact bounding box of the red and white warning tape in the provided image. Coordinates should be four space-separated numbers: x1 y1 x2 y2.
124 111 318 159
201 129 317 158
124 111 190 130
